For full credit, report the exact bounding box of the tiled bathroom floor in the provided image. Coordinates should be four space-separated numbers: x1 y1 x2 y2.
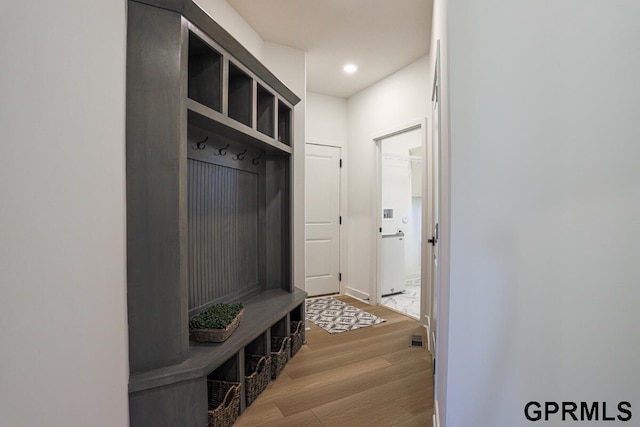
380 278 421 319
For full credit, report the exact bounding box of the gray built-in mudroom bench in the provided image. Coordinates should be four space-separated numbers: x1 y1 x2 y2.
125 1 306 425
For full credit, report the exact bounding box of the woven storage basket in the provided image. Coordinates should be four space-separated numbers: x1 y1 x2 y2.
270 336 291 379
290 321 304 357
207 380 241 427
244 354 271 406
191 309 245 343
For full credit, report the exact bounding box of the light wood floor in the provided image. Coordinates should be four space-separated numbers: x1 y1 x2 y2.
235 296 434 427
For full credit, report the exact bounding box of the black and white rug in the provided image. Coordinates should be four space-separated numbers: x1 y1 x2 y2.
306 297 386 334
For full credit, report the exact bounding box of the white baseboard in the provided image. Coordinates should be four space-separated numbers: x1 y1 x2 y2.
345 287 371 304
434 399 441 427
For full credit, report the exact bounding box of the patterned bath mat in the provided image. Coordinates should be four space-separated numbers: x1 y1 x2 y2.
306 297 386 334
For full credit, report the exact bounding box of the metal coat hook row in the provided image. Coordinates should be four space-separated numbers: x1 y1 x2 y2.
252 154 262 165
192 136 208 150
215 144 229 156
233 149 247 161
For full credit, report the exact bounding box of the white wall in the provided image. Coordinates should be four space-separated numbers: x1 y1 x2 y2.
194 0 264 59
306 92 348 147
0 2 129 426
305 92 347 293
346 56 430 301
444 1 640 426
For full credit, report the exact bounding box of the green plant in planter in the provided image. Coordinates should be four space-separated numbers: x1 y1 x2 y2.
189 302 244 330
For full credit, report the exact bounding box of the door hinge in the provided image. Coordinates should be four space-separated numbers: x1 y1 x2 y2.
339 159 343 168
339 273 342 282
339 216 342 225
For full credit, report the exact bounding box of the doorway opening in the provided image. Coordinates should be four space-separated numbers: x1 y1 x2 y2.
375 124 425 320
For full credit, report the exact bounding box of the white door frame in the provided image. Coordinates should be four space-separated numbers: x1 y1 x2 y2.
305 141 347 295
372 118 429 325
429 42 442 354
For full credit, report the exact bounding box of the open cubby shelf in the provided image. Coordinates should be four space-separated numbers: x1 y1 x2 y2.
188 32 222 112
208 356 239 382
278 101 292 146
245 333 267 356
186 28 294 152
126 2 303 426
227 62 253 127
257 84 275 137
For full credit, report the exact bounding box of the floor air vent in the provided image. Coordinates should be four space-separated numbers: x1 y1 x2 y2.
409 326 426 348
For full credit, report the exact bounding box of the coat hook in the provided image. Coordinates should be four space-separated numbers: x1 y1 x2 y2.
215 144 229 156
233 148 247 161
252 154 262 165
192 136 208 150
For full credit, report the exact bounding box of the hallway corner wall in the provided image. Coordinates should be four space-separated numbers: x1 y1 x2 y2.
445 1 640 425
0 2 129 426
346 56 430 301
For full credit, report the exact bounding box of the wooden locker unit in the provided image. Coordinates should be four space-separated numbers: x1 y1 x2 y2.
126 1 305 425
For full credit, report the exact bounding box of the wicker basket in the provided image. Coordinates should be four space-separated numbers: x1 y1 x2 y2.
207 380 241 427
290 321 304 357
270 336 291 379
191 309 245 343
244 354 271 406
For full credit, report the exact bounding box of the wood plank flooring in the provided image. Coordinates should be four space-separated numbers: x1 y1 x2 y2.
234 296 433 427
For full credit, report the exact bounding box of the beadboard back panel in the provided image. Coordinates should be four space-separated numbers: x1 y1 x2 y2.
187 158 261 313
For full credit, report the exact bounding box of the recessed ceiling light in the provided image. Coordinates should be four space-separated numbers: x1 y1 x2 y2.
343 63 358 74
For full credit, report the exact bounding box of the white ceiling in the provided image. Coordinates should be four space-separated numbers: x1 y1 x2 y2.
227 0 433 99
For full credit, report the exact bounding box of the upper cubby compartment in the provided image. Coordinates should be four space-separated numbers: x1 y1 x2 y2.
188 32 222 112
185 21 298 155
228 62 253 127
277 101 292 146
256 84 275 138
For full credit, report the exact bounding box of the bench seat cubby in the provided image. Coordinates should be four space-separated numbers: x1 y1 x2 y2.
129 292 306 426
129 289 306 393
126 1 303 426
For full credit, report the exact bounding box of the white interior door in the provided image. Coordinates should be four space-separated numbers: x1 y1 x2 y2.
305 144 341 296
